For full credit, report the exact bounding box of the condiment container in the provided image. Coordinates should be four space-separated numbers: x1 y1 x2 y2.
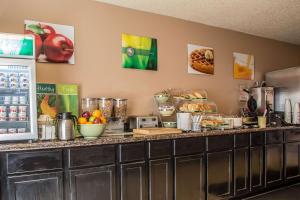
113 98 127 120
81 98 98 113
98 97 113 118
223 117 234 129
258 116 267 128
284 99 292 123
177 112 192 131
293 102 300 124
38 115 56 140
233 117 243 128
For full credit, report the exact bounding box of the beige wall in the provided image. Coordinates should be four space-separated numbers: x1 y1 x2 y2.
1 0 300 115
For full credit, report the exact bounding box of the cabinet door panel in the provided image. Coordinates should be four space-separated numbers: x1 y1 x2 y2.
207 150 233 200
6 150 62 174
285 129 300 142
149 159 173 200
250 147 264 191
121 162 147 200
7 172 63 200
234 148 249 195
265 144 283 186
174 154 205 200
148 140 172 159
285 143 300 181
67 145 115 168
68 166 116 200
119 143 145 163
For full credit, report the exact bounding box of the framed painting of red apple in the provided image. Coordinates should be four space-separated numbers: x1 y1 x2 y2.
24 20 75 64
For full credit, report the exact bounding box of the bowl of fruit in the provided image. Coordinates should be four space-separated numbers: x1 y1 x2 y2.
77 110 107 140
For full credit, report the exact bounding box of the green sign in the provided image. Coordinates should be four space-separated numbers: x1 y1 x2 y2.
0 33 34 58
36 83 56 94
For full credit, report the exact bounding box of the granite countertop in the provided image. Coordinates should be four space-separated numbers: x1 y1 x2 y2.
0 126 298 152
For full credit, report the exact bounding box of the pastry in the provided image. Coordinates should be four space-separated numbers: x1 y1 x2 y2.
189 49 214 74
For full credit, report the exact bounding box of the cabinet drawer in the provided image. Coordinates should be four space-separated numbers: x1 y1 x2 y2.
148 140 171 159
251 132 265 146
119 142 145 163
207 135 234 152
67 145 115 168
235 134 250 148
285 129 300 142
6 150 62 175
266 130 283 144
173 137 205 156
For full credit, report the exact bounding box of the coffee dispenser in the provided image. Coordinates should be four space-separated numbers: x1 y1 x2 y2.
250 86 274 114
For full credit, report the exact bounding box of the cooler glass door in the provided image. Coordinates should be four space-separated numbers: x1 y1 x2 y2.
0 58 37 141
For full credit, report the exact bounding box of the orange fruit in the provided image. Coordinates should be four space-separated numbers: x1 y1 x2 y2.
100 116 107 124
86 122 93 124
78 117 87 124
92 110 102 118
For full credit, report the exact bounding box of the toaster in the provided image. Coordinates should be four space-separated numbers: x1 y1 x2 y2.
126 116 159 131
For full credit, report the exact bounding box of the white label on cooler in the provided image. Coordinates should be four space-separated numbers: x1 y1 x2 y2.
18 106 27 112
19 77 29 83
8 73 18 78
0 72 8 78
20 82 29 89
8 128 17 133
8 112 17 121
18 112 27 121
0 106 6 112
4 96 11 104
19 73 28 78
0 112 6 117
9 82 18 89
0 81 7 88
9 106 17 113
9 77 18 82
12 96 19 104
0 128 7 134
19 96 26 104
17 128 26 133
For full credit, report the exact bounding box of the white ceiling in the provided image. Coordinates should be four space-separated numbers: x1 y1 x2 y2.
95 0 300 45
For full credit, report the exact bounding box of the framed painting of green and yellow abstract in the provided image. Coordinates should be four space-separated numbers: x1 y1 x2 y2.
122 33 157 71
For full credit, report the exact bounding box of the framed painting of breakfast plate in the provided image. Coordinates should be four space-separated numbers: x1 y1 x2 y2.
188 44 214 75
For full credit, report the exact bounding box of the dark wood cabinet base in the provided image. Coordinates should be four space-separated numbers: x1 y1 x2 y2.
1 128 300 200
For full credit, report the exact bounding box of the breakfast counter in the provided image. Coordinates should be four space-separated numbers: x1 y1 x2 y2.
0 126 297 152
1 126 300 200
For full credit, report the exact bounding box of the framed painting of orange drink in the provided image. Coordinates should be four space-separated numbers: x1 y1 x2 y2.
233 52 254 80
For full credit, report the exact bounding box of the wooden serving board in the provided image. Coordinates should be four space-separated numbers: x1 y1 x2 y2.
133 128 182 135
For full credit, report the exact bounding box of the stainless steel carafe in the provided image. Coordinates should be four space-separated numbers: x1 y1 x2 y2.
56 112 77 140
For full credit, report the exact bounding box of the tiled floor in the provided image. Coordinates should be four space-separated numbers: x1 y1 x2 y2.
246 184 300 200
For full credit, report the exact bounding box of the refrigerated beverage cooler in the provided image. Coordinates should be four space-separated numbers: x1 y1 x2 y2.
0 33 37 141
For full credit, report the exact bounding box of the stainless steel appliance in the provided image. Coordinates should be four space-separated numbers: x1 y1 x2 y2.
56 112 77 140
126 116 158 131
266 67 300 113
250 86 274 113
0 33 37 141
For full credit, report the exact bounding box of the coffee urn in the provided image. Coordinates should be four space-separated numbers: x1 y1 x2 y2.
250 86 274 113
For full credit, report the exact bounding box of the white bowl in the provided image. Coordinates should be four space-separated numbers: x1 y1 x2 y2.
163 122 177 128
159 106 175 116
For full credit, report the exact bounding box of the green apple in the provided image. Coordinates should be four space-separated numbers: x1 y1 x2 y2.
89 116 96 122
